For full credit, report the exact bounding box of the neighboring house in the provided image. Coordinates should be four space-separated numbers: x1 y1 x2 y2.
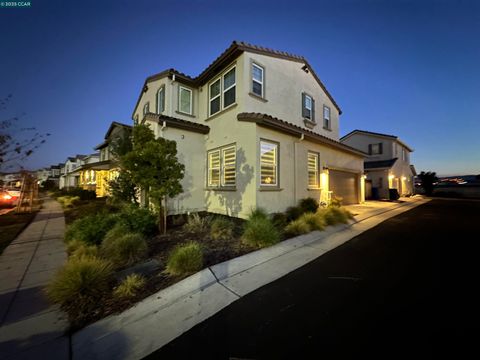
49 164 63 187
340 130 415 199
76 122 131 197
59 155 87 190
131 41 366 218
35 168 52 185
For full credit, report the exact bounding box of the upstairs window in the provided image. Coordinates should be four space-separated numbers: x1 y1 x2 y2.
302 93 314 121
323 105 331 130
260 140 278 186
369 143 383 155
402 148 407 161
223 67 236 108
252 63 264 97
207 144 236 187
143 102 150 116
179 86 192 115
157 86 165 114
209 79 221 116
308 152 319 188
208 66 237 116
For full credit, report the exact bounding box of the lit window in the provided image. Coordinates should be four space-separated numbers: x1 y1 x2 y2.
222 146 236 186
323 106 331 129
209 79 221 116
207 145 236 187
179 86 192 115
260 141 278 186
223 67 236 108
252 63 264 97
302 93 314 121
308 152 319 188
157 87 165 114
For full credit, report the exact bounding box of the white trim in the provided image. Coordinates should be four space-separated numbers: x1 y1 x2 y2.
208 78 221 117
307 151 319 189
260 140 278 186
178 86 193 115
222 66 236 109
252 63 264 97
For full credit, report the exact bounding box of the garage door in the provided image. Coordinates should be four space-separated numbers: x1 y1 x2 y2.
329 170 359 205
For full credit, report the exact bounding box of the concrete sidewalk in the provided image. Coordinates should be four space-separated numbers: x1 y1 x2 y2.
73 196 430 360
0 197 69 360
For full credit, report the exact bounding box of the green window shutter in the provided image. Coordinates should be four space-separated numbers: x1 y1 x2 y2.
379 143 383 154
368 144 372 155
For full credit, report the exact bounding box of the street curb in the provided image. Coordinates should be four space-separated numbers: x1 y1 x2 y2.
72 197 430 360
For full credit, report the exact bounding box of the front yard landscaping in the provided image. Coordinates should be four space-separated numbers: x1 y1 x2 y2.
46 191 354 330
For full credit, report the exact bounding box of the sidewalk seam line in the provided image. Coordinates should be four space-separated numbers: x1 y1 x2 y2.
208 267 241 298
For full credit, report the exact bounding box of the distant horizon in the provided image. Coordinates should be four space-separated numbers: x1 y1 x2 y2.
1 0 479 175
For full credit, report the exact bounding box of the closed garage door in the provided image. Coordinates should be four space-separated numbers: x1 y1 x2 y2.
329 170 359 205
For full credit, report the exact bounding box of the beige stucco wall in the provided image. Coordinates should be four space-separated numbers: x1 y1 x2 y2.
256 126 364 214
341 133 394 160
242 53 340 141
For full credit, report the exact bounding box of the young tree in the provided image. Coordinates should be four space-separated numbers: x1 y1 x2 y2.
121 124 184 233
1 94 50 171
418 171 438 196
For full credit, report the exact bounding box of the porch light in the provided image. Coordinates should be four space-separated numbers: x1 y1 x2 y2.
401 176 407 181
388 174 394 180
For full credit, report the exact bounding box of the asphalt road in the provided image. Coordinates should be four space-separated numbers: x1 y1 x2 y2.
147 199 480 359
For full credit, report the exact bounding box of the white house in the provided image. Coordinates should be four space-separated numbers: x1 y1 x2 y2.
59 155 87 190
340 130 415 199
132 41 366 218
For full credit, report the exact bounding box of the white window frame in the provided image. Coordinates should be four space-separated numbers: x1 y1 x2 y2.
308 152 320 189
178 86 193 115
207 150 221 187
157 86 165 114
252 63 264 97
222 66 236 109
221 145 236 187
209 78 222 117
304 94 313 120
323 105 331 129
260 140 278 187
371 143 381 155
207 65 236 117
207 144 237 188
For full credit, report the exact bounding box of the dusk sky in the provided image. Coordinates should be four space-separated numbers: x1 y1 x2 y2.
1 0 479 176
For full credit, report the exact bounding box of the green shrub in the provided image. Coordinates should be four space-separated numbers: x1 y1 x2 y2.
166 242 203 276
318 207 351 225
242 216 280 248
299 197 319 214
286 206 303 222
103 222 129 244
284 218 311 236
183 213 210 234
65 213 119 245
57 196 81 208
247 207 269 221
66 239 84 255
299 212 325 231
46 256 113 319
113 274 146 299
117 204 158 237
330 196 343 207
101 233 148 268
210 216 234 241
70 243 99 259
270 212 288 231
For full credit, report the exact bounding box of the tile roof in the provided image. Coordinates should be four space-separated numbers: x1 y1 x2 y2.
144 113 210 134
237 112 366 157
133 41 342 119
341 129 413 152
364 158 398 169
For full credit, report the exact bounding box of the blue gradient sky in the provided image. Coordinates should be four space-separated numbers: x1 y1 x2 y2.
1 0 479 176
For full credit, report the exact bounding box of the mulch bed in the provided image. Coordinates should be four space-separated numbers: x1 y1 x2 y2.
69 215 261 331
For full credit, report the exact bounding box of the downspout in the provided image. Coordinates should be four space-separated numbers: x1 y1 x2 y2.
293 133 305 205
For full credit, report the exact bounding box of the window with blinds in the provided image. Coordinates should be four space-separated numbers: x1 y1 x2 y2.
207 150 220 187
207 145 236 187
308 152 319 188
222 146 236 186
260 141 278 186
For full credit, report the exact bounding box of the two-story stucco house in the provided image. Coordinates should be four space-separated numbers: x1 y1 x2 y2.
74 122 132 197
340 130 415 199
132 41 366 218
59 155 86 190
